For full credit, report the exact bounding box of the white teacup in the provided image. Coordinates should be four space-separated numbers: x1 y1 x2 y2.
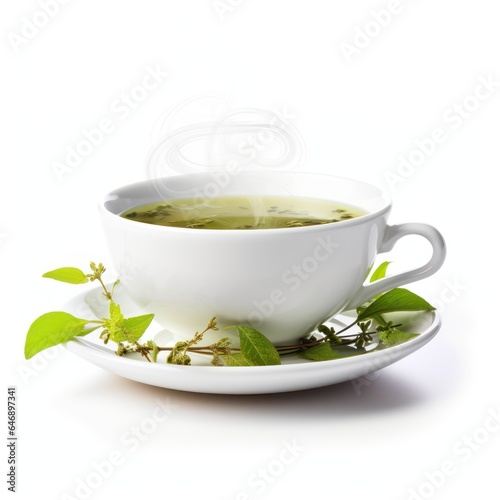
99 171 446 345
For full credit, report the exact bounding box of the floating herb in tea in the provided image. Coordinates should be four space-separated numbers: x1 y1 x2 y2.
120 195 366 230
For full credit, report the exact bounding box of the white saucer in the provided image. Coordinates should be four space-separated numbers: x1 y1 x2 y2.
63 286 441 395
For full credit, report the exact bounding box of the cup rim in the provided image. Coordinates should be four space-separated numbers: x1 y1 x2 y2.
99 171 392 234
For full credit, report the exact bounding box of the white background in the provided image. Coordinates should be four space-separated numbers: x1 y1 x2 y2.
2 1 499 499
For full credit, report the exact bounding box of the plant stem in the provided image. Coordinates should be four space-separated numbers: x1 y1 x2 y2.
129 318 373 363
153 320 364 357
96 276 112 300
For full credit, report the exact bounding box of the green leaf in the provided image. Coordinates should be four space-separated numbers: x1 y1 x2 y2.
230 326 281 366
357 262 392 315
222 353 253 366
146 340 159 362
379 328 419 346
370 261 392 283
358 288 435 322
166 344 191 365
109 301 123 324
121 314 155 343
42 267 89 284
104 301 154 343
24 312 92 359
104 302 125 343
299 343 360 362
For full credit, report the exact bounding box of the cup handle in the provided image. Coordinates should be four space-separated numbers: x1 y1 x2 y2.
343 223 446 311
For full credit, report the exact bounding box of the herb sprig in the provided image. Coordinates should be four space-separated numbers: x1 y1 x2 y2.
24 262 435 366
